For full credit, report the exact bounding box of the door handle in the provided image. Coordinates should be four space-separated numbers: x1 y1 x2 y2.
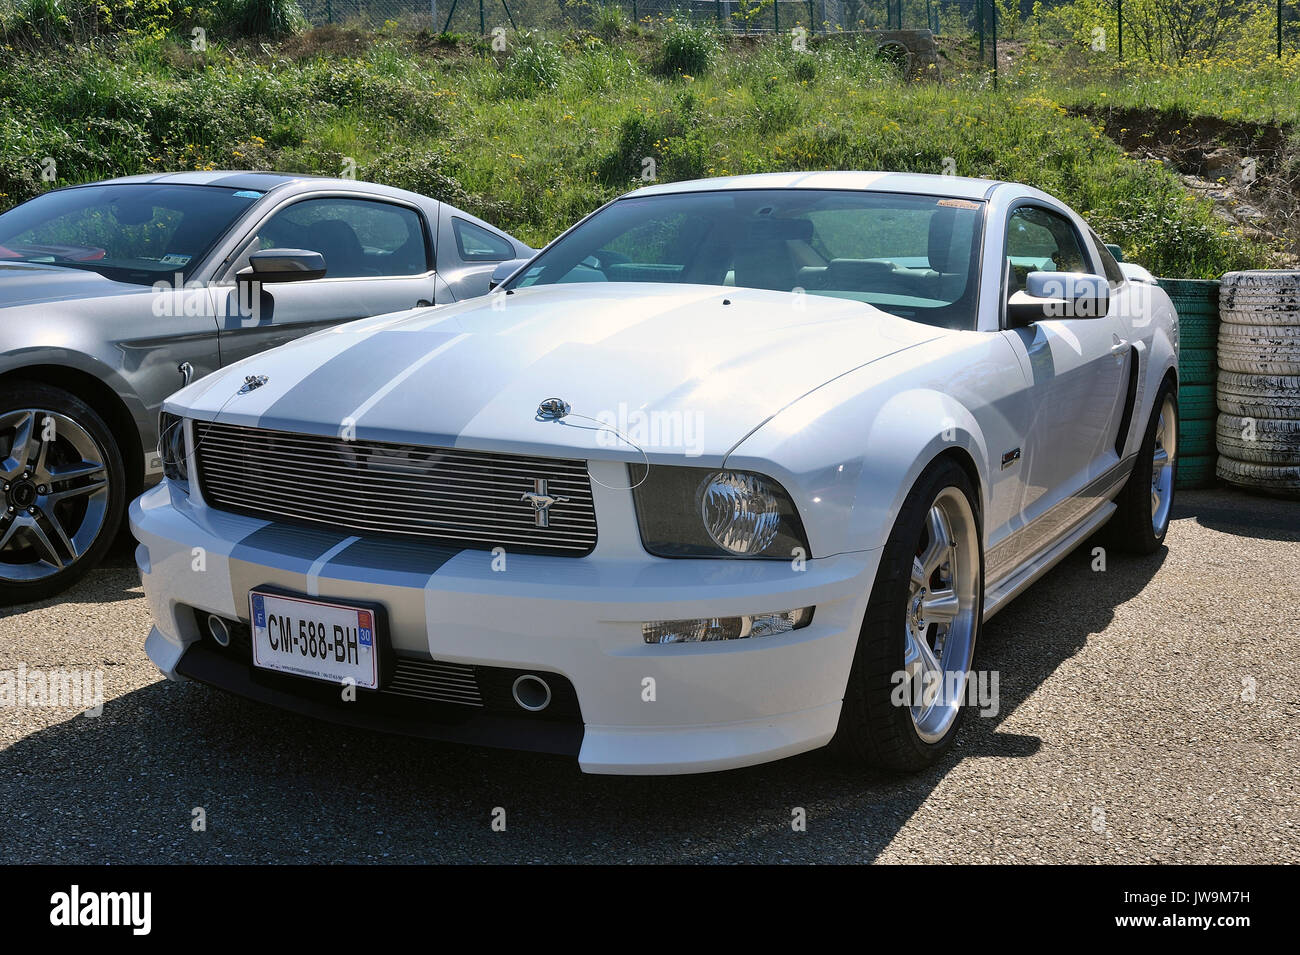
415 299 432 308
1110 338 1129 354
178 361 194 385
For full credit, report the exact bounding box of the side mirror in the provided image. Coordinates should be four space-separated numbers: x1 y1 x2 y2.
488 257 531 291
237 249 326 285
1007 271 1110 328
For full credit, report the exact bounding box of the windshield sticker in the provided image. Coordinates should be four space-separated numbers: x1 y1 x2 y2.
231 190 264 199
160 253 192 266
937 198 981 210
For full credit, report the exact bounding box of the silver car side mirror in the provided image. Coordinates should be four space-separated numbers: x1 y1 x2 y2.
1008 271 1110 327
489 258 531 291
238 248 327 285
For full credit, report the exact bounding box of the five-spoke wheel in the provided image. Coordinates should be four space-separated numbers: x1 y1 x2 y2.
833 457 984 771
0 385 123 604
1150 393 1177 536
904 487 981 745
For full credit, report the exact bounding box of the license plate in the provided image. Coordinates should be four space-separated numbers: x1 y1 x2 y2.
249 590 380 689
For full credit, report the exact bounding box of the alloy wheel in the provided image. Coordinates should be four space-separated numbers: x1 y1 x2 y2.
1150 394 1177 535
0 409 111 583
903 486 981 744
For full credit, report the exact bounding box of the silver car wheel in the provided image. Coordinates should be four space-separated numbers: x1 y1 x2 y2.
904 486 980 744
1150 395 1177 535
0 409 111 583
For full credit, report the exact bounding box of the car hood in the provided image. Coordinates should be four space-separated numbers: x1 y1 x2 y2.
0 261 147 307
172 283 943 460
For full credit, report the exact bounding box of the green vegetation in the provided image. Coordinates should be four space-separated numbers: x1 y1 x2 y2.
0 7 1287 277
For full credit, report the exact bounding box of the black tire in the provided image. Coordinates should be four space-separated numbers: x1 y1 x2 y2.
0 383 125 605
1102 377 1177 554
831 458 983 772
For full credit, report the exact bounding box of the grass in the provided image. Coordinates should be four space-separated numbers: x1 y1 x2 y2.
0 26 1280 276
984 41 1300 126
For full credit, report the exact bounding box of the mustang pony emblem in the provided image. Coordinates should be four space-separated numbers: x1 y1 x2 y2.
521 478 569 528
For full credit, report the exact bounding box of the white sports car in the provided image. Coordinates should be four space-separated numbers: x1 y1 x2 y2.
131 172 1178 775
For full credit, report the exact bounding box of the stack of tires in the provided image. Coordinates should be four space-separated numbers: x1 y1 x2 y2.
1158 278 1219 488
1216 270 1300 498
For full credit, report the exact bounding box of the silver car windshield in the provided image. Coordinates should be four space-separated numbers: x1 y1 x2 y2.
0 183 263 285
508 189 985 330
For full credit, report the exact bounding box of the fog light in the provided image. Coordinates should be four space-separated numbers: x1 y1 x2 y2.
642 607 813 645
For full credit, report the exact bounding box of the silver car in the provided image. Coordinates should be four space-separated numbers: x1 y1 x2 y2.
0 171 532 602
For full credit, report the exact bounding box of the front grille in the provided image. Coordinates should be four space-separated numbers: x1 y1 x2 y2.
193 422 597 555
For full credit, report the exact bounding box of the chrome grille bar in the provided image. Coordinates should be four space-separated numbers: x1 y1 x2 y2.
194 422 597 555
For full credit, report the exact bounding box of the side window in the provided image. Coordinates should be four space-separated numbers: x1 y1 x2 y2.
453 218 514 262
1088 228 1126 286
1004 205 1090 299
246 197 429 279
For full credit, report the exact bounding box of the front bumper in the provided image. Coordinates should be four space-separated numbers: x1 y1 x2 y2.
131 483 879 774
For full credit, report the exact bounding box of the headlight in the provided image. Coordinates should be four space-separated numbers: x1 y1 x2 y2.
631 465 809 559
699 471 783 555
159 412 189 491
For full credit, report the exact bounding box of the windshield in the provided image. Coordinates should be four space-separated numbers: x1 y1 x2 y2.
0 183 264 285
507 189 985 329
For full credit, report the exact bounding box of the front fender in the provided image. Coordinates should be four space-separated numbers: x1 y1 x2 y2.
724 331 1024 559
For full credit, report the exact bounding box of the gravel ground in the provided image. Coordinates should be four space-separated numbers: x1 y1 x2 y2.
1 488 1296 864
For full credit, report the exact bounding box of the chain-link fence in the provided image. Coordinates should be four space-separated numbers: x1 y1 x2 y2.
291 0 1300 64
296 0 963 34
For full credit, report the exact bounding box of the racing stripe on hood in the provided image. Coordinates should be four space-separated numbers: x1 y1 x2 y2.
256 330 459 434
337 330 547 442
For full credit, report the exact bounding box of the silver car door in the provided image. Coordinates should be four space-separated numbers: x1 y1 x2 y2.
998 204 1129 531
212 194 440 366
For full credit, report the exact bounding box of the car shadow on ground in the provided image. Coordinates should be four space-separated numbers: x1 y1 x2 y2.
0 538 1167 864
1174 487 1299 543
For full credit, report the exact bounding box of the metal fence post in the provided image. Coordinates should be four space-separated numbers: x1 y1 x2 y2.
991 1 997 89
977 0 985 62
1279 0 1284 58
775 0 780 35
1117 0 1123 62
479 0 485 34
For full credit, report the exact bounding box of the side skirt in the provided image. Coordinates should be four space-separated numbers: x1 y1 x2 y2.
982 500 1116 622
982 454 1136 622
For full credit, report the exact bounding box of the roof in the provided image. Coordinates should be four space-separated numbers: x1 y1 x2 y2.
86 171 320 191
50 171 439 208
624 170 1004 202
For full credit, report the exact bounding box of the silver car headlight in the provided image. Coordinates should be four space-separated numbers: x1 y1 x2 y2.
631 465 809 559
158 412 189 492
